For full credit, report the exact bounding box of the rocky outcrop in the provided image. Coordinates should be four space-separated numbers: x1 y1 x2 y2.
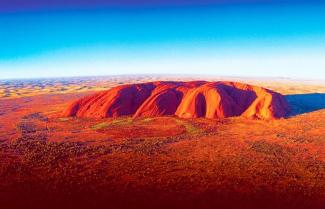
63 81 289 120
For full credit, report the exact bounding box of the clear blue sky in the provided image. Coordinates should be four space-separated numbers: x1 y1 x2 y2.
1 1 325 79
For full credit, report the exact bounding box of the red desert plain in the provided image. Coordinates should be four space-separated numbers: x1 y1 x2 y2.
0 75 325 209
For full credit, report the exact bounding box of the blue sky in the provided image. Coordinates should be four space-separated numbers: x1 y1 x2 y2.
1 2 325 79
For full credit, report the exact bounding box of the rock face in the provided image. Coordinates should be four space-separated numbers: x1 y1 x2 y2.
63 81 289 120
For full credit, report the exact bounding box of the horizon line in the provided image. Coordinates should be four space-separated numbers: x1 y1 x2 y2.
1 73 325 83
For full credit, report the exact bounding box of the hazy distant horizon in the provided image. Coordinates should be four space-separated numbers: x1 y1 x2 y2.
1 74 325 84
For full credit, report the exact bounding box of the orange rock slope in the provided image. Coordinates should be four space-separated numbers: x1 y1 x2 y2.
63 81 289 120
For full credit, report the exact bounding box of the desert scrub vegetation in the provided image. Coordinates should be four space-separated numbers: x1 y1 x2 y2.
22 112 48 122
109 117 133 126
90 118 133 130
91 122 110 130
249 140 286 157
16 121 37 134
173 118 203 135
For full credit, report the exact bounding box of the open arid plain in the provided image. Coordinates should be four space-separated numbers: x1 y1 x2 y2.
0 75 325 209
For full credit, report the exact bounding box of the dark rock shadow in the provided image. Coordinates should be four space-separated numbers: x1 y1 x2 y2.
285 93 325 117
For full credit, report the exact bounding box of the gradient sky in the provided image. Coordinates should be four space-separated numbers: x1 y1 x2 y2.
1 1 325 79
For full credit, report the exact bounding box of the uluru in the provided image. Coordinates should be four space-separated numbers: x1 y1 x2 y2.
62 81 289 120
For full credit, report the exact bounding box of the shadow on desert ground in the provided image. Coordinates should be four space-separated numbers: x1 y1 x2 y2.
286 93 325 116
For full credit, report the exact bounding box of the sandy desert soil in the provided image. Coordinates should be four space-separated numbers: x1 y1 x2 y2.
0 76 324 209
